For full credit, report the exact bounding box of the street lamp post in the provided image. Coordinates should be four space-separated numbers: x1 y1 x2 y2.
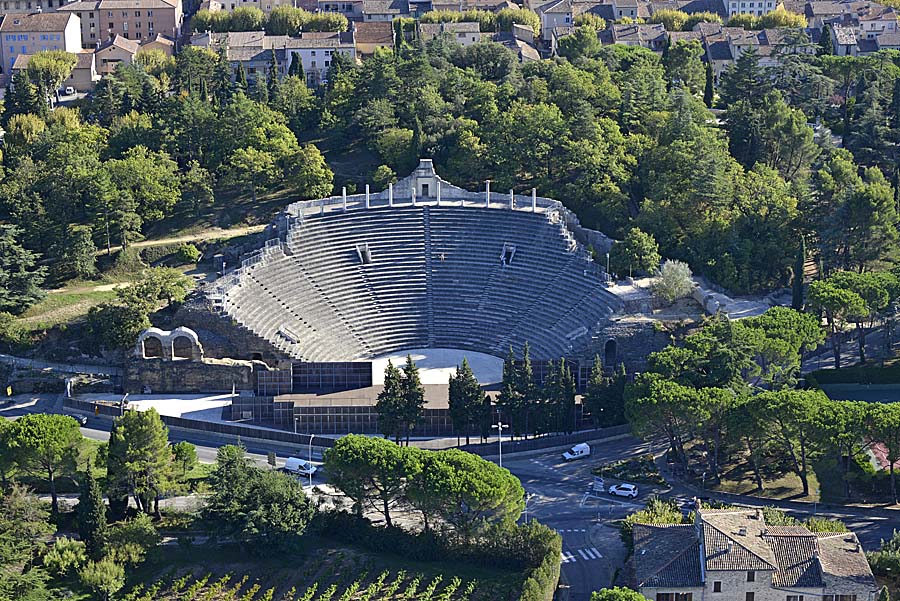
294 416 298 434
493 418 509 468
120 393 129 416
308 433 315 487
606 253 610 283
524 492 535 524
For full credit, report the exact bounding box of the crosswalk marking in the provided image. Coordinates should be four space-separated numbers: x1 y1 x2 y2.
560 548 603 564
556 528 587 533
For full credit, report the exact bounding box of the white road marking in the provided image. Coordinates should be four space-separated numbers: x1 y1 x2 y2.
589 547 603 558
561 551 576 563
577 549 591 560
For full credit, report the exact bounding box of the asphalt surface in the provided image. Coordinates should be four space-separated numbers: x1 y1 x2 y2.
4 395 899 601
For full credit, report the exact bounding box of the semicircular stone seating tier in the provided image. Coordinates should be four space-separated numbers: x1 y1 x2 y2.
220 206 622 361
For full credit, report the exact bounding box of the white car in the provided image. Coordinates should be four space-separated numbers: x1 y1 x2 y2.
284 457 317 477
63 86 75 96
608 483 639 498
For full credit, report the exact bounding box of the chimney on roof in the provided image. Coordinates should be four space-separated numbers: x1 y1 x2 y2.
738 527 747 536
755 509 763 521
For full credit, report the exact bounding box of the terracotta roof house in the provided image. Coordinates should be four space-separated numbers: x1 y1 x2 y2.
353 20 393 55
418 21 482 46
57 0 182 48
95 32 138 73
0 12 82 84
633 508 879 601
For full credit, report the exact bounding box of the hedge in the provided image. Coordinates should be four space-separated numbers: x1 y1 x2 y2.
806 364 900 385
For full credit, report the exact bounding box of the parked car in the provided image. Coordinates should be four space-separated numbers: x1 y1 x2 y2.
562 443 591 461
65 413 88 426
608 483 639 498
284 457 317 477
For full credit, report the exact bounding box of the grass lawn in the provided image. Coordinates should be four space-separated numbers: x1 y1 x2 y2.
124 536 524 601
17 289 119 333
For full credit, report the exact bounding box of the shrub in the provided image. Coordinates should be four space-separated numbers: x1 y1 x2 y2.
173 243 201 265
651 259 693 303
140 243 182 265
43 537 87 576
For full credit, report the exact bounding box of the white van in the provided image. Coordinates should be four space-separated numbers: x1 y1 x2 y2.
284 457 317 476
562 443 591 462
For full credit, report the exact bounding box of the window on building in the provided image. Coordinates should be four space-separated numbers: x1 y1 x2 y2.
148 21 154 30
90 32 95 38
747 572 755 583
787 596 804 601
89 11 93 17
147 9 152 15
123 32 128 38
108 21 113 28
746 594 755 601
134 10 139 16
311 50 316 55
713 582 722 593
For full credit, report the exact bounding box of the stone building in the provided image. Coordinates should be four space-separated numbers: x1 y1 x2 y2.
0 11 81 81
633 508 879 601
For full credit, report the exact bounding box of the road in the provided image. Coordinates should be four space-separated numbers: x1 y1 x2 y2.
4 396 897 601
501 438 900 601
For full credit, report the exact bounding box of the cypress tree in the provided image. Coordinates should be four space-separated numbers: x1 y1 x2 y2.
235 62 248 93
448 358 485 445
289 51 304 81
792 236 805 311
267 49 279 101
375 360 404 443
400 354 425 445
76 470 108 560
496 346 523 437
703 61 714 108
818 24 834 56
560 358 577 434
199 77 209 102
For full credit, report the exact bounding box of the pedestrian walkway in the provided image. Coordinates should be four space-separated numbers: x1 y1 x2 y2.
560 547 603 563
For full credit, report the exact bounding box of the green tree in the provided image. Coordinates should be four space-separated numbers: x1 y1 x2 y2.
284 144 334 199
792 236 805 310
180 160 215 216
8 413 82 515
2 71 47 126
0 225 46 315
171 441 197 480
106 408 172 517
807 279 866 368
448 358 486 444
0 485 54 601
557 26 602 61
26 50 77 104
106 512 160 566
703 61 714 107
267 6 306 35
872 402 900 504
591 587 648 601
819 23 834 56
323 435 376 517
85 303 150 352
375 360 405 443
719 47 769 106
663 40 705 94
651 259 693 303
759 389 823 496
116 267 194 313
106 145 181 223
648 8 688 30
609 228 660 277
204 445 257 525
78 558 124 601
400 354 426 444
230 6 266 30
238 469 316 551
75 470 108 560
222 146 276 202
43 537 86 577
